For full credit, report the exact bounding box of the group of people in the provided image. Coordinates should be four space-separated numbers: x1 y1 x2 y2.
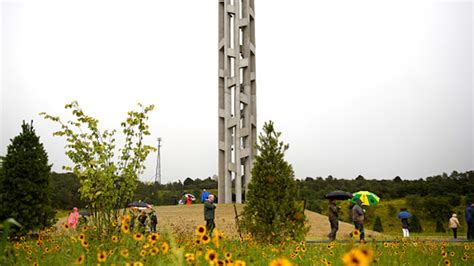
327 201 474 242
67 207 158 233
65 191 217 236
129 209 158 233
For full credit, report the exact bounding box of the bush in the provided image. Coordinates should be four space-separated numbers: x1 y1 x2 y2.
373 216 384 232
240 121 309 243
410 215 423 233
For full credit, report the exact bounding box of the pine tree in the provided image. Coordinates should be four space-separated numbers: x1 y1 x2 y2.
373 216 384 232
240 121 308 243
0 121 56 234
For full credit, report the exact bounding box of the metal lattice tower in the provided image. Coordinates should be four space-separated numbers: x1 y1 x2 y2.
218 0 257 204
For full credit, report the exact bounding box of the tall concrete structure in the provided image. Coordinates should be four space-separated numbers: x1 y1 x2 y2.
218 0 257 204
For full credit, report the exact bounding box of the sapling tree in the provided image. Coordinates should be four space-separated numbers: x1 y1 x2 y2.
41 101 155 232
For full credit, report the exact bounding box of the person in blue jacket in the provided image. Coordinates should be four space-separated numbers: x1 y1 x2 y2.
201 189 210 203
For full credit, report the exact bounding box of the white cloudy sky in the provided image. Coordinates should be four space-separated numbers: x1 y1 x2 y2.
1 0 472 183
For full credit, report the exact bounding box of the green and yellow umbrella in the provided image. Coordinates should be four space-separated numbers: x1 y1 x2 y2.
350 191 380 206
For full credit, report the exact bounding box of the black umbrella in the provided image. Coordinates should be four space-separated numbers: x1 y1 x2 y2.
127 201 149 208
325 190 353 200
79 211 90 216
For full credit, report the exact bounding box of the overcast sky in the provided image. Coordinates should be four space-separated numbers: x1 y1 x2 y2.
1 0 472 183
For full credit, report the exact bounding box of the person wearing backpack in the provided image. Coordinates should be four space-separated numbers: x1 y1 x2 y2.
149 211 158 233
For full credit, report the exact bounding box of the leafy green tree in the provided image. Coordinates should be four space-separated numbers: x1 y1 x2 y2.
41 101 155 231
240 121 309 243
0 121 56 234
373 216 384 232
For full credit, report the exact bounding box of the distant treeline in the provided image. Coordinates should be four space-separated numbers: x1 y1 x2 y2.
51 170 474 211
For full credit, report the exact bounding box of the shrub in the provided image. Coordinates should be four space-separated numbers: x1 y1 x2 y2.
373 216 384 232
410 215 423 233
240 121 309 243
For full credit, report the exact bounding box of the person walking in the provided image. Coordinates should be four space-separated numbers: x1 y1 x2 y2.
138 211 148 232
67 207 80 229
186 195 193 205
449 213 461 239
400 217 410 237
204 194 216 236
201 189 210 203
466 203 474 240
327 199 340 241
351 199 365 243
149 211 158 233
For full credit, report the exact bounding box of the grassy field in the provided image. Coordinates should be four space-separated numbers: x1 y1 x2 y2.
56 204 381 241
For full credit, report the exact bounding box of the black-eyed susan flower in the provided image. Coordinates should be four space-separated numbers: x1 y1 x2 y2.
120 249 129 258
133 233 144 241
139 249 147 257
462 255 468 261
205 249 218 263
441 251 448 258
225 252 232 260
342 248 369 266
80 240 89 248
196 248 203 257
352 229 361 237
78 234 85 241
121 224 130 234
358 245 374 261
449 251 455 257
443 259 451 266
235 260 246 266
185 253 195 263
148 233 159 243
150 247 159 256
201 234 211 244
75 254 85 264
111 235 118 243
63 223 70 230
269 257 292 266
133 262 143 266
97 250 107 263
196 225 206 236
81 226 88 232
161 242 170 254
194 238 201 245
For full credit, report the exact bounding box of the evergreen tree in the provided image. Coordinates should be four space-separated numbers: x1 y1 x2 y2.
0 121 56 234
240 121 309 243
373 216 384 232
410 215 423 233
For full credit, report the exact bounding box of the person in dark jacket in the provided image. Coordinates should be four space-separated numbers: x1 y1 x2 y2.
204 194 216 236
399 208 410 238
351 199 365 242
467 203 474 240
149 211 158 233
138 211 147 232
327 199 340 241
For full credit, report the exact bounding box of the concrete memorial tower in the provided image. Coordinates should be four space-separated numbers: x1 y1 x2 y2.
217 0 257 203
